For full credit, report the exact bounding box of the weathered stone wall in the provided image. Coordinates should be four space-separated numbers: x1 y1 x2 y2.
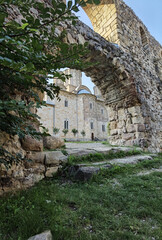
0 150 66 196
115 0 162 65
65 16 161 151
82 0 161 151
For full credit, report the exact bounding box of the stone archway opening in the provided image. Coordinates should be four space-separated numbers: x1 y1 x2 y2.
39 0 161 151
44 67 109 142
65 18 152 149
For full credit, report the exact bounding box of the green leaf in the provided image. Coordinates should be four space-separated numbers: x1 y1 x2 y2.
58 2 66 11
93 0 100 5
0 13 6 25
72 6 79 12
21 23 29 29
68 1 73 9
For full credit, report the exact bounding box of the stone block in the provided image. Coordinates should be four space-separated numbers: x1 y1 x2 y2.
110 129 118 136
67 33 76 43
108 110 116 121
23 173 44 187
45 167 59 178
44 151 67 165
122 133 135 140
43 136 65 150
21 136 43 152
28 230 52 240
118 109 125 120
118 129 123 135
23 164 45 175
127 124 136 133
110 121 117 130
78 34 85 44
132 116 144 124
26 152 45 164
69 166 100 181
128 106 141 117
136 132 146 139
117 121 123 129
12 168 24 178
136 124 145 132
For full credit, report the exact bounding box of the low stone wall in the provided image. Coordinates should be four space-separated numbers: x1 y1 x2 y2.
0 150 67 196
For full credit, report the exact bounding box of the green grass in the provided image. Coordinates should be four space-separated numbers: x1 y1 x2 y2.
67 141 98 143
102 141 142 149
66 149 142 165
0 156 161 240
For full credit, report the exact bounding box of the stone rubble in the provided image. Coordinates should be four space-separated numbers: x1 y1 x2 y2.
65 154 153 181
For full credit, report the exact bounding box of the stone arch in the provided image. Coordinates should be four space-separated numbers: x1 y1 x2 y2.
66 17 162 152
82 0 119 44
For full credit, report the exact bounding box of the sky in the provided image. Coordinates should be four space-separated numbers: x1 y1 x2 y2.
76 0 162 93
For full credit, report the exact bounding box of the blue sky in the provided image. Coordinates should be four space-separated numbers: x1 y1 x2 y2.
76 0 162 92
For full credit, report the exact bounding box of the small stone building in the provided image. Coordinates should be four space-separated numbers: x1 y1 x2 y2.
38 69 109 141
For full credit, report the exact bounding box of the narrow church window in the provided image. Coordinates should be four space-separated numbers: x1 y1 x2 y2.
139 26 149 52
64 120 68 129
90 122 94 129
102 125 105 132
65 100 68 107
90 103 93 109
101 109 104 114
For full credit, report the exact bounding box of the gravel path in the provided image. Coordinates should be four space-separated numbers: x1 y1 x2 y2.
65 142 138 152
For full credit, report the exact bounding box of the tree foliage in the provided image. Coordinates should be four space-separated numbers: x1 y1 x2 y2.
0 0 100 166
81 130 86 137
72 128 78 136
62 129 68 136
53 127 59 135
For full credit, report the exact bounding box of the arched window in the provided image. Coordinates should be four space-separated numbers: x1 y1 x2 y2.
64 120 69 130
90 103 93 109
139 27 149 52
64 99 68 107
90 121 94 129
102 125 105 132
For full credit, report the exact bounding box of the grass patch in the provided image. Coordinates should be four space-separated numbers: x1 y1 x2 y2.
91 157 162 182
101 141 112 146
66 149 142 166
67 141 98 143
0 156 161 240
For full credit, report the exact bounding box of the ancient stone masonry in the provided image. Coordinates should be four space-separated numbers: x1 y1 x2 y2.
0 0 162 195
65 0 162 152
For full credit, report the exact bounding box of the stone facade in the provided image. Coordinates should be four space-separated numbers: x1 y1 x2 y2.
38 69 109 141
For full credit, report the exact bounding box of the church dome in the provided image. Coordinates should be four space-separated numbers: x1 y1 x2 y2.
77 89 91 94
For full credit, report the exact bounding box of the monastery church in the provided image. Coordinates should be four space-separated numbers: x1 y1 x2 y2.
38 69 109 141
